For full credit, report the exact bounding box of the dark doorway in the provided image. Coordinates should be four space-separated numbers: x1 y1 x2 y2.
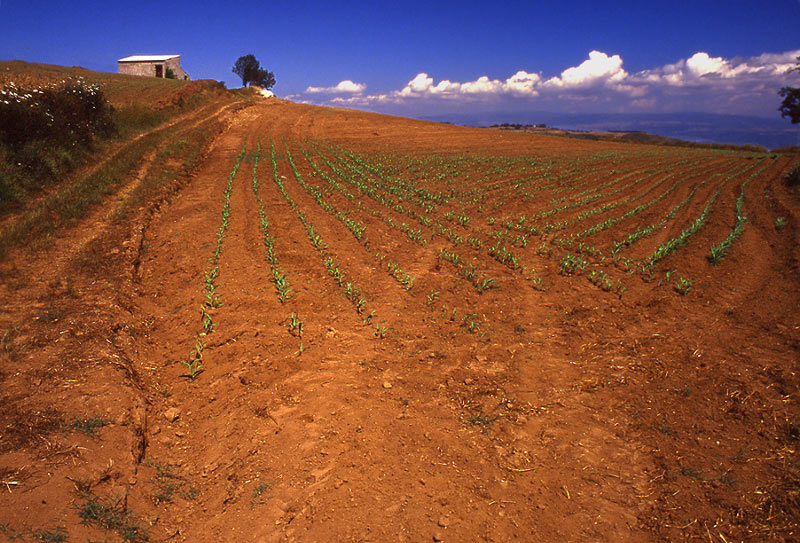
155 65 163 78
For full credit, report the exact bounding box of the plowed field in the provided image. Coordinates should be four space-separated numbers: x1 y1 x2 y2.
1 99 799 542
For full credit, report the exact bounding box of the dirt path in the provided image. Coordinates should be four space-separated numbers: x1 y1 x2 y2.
1 100 798 543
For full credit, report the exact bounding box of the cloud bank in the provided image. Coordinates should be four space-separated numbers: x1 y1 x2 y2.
299 49 800 117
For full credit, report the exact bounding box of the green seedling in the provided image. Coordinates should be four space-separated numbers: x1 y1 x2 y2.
200 306 216 334
529 275 544 290
478 277 496 292
674 276 693 295
286 313 303 337
175 339 204 380
426 290 440 303
559 254 587 275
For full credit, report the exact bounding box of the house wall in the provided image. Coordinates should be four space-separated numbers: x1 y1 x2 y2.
164 58 189 80
118 58 190 80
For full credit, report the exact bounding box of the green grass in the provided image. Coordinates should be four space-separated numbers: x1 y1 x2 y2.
77 491 148 543
0 73 240 260
69 417 111 437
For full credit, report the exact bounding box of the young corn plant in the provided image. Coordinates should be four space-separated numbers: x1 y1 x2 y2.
588 269 627 298
286 313 304 337
559 254 588 275
175 338 205 380
438 247 498 293
674 276 693 295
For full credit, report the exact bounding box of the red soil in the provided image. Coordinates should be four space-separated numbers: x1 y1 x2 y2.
1 100 798 542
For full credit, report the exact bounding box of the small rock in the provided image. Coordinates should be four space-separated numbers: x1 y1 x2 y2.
334 480 344 489
464 378 474 385
433 532 445 541
385 503 401 515
151 425 161 435
164 407 180 422
438 516 450 528
382 381 393 389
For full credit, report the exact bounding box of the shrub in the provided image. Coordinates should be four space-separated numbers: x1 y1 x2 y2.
0 79 115 150
0 78 116 213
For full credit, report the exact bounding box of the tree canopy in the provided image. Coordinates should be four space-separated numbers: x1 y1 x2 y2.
778 56 799 124
232 55 275 89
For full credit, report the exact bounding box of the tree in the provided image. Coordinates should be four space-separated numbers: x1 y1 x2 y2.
232 55 275 89
778 56 800 124
232 54 259 87
252 68 276 89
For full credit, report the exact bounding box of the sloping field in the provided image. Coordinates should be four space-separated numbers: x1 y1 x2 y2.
0 60 225 109
1 97 799 542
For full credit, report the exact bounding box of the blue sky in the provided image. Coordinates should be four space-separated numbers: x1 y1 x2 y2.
1 0 799 119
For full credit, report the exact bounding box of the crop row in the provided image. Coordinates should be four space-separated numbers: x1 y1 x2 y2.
251 139 294 305
707 159 774 263
643 157 767 271
272 139 388 338
175 140 247 379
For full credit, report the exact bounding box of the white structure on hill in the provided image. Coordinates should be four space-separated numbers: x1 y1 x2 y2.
118 55 189 80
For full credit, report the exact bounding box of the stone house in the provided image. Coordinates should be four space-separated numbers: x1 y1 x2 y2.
117 55 190 80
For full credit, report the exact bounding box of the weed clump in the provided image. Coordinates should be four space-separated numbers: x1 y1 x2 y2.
77 491 148 542
70 416 111 437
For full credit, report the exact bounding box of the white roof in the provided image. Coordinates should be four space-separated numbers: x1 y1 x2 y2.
118 55 179 62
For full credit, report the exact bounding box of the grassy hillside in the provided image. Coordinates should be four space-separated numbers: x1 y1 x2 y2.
0 61 247 257
0 60 221 108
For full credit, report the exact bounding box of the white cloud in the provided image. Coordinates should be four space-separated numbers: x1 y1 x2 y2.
546 51 627 88
299 49 800 117
686 52 728 76
305 79 366 94
460 75 504 94
504 70 541 95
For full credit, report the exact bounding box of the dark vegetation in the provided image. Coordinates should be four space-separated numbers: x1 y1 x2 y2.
232 54 275 89
0 79 116 213
0 63 244 258
778 55 800 124
490 122 547 129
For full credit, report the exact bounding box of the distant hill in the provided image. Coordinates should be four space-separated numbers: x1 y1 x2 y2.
421 111 800 150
